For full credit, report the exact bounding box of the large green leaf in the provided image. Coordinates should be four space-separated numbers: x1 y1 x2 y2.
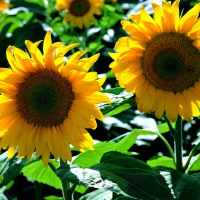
98 88 136 116
73 129 147 168
162 169 200 200
22 160 62 190
57 152 173 200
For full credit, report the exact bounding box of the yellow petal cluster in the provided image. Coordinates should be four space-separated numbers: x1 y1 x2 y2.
109 0 200 121
0 0 11 11
56 0 104 29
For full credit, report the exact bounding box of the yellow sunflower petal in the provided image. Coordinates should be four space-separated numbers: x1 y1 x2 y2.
18 123 34 156
179 3 200 33
25 40 44 69
42 145 50 166
6 46 27 75
35 127 47 159
0 118 24 149
154 90 166 119
165 92 178 122
43 30 52 56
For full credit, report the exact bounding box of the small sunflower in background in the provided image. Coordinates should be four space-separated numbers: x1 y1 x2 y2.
56 0 104 29
0 0 11 11
109 0 200 122
0 31 111 166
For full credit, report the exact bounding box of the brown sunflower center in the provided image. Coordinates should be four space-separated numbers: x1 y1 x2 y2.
16 69 75 127
141 32 200 93
69 0 91 17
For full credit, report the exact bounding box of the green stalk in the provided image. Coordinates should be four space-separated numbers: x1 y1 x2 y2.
59 159 72 200
34 181 42 200
174 115 183 172
163 114 176 137
154 131 175 164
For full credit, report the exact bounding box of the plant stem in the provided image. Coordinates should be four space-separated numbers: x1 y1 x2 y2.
174 115 183 172
34 181 42 200
154 131 175 164
59 159 72 200
163 114 176 137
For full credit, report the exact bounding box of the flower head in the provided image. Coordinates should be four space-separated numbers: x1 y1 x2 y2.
0 0 11 11
0 31 111 166
109 0 200 122
56 0 104 29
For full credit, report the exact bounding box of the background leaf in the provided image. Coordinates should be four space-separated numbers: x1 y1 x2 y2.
98 88 136 116
57 151 173 200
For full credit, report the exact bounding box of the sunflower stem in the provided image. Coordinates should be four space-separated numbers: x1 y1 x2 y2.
59 159 72 200
34 181 42 200
174 115 183 172
163 114 176 137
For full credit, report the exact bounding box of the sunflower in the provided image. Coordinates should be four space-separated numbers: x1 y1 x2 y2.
0 31 111 166
0 0 11 11
56 0 104 29
109 0 200 122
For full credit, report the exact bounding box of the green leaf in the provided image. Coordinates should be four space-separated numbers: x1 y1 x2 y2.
157 122 175 134
0 158 27 187
44 195 62 200
147 156 175 169
57 152 173 200
73 142 116 168
99 88 136 116
22 160 62 190
75 185 88 194
185 154 200 172
0 151 27 186
191 173 200 182
79 189 113 200
0 152 9 167
5 180 14 190
10 23 48 49
113 130 139 153
99 5 123 29
162 169 200 200
10 0 45 15
73 129 148 168
113 128 165 154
